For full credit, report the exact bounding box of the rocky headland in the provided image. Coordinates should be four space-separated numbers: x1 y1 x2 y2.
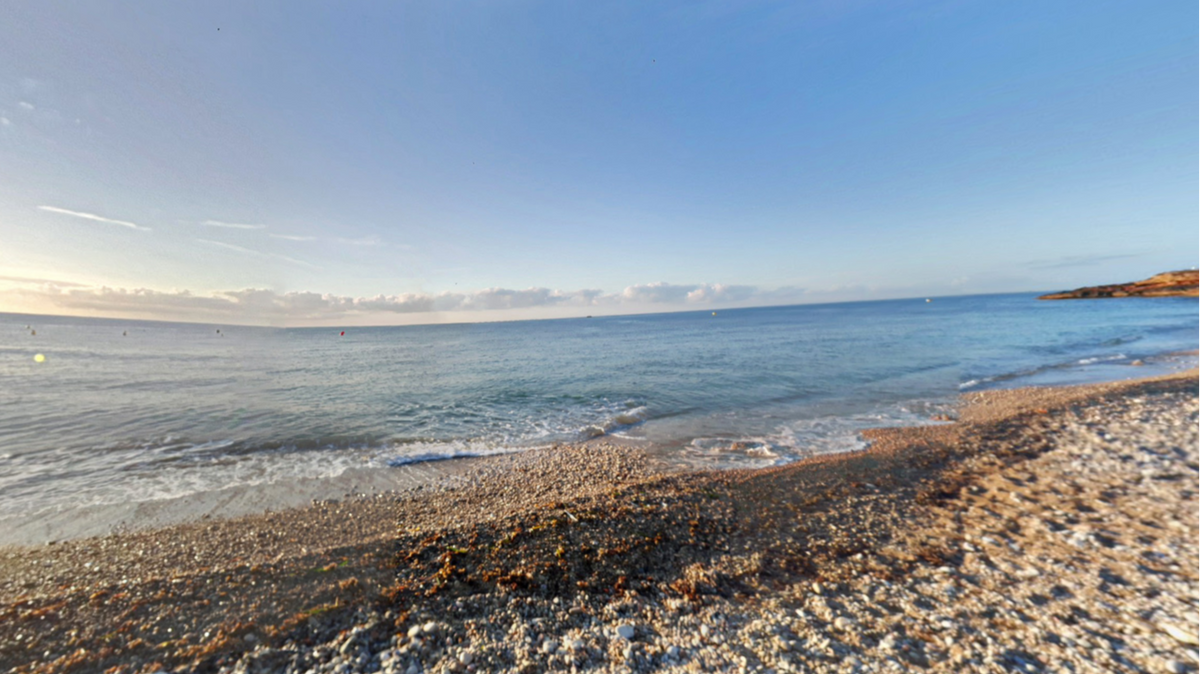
1038 270 1199 300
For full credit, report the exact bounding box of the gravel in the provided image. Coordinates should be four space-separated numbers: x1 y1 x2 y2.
1 371 1196 674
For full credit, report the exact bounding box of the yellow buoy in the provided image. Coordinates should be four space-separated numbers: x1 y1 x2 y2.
712 312 717 316
33 353 45 363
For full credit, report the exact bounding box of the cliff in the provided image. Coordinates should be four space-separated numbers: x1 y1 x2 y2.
1038 270 1199 300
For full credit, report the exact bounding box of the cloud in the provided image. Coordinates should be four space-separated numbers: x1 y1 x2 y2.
1025 253 1144 270
619 282 757 304
454 287 580 311
197 238 321 269
685 283 757 303
336 236 382 247
18 101 34 110
6 285 590 321
4 278 790 325
201 220 267 230
202 226 381 246
621 282 696 304
0 275 89 288
39 206 151 231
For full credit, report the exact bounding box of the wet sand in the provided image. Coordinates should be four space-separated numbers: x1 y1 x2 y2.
1 370 1196 673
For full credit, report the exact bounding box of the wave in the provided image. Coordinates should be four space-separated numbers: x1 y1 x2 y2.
959 351 1135 390
581 404 650 438
1077 353 1126 365
676 400 958 470
387 445 526 467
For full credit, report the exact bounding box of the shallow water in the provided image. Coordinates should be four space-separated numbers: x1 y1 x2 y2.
1 293 1196 528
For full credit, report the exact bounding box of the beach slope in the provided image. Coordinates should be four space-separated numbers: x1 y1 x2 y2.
1 372 1196 673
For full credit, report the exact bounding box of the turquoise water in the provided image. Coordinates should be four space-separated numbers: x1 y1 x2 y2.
1 293 1196 519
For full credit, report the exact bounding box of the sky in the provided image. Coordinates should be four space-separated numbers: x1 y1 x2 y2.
0 0 1195 326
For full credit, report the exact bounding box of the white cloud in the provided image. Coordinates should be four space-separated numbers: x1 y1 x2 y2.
39 205 151 231
1 117 10 126
18 101 34 110
201 220 267 230
197 238 321 269
685 283 757 303
618 282 755 304
336 236 382 247
0 275 89 288
268 233 317 241
1025 253 1143 270
620 282 697 304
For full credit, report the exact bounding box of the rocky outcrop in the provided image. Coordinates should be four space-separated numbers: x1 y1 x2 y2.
1038 270 1198 299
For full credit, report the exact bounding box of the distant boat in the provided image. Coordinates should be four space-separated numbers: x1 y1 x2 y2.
925 299 931 303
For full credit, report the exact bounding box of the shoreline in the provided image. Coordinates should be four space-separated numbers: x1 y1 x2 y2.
1 370 1196 673
5 350 1195 548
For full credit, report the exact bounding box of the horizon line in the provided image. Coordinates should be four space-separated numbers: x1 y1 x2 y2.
1 289 1058 330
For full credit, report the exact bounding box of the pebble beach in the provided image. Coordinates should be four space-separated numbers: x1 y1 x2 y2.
1 371 1196 674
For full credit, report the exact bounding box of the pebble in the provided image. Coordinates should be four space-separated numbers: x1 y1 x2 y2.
616 624 636 640
1162 623 1199 646
1163 660 1188 674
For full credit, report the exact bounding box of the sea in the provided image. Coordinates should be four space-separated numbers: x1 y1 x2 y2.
1 293 1196 539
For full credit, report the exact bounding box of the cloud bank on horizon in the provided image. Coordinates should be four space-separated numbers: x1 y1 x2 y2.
0 278 809 325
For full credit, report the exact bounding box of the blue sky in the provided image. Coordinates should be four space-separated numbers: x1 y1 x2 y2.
0 1 1195 325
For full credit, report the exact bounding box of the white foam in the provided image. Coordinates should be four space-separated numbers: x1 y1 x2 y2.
386 440 529 466
673 400 956 470
580 403 649 438
1077 353 1126 365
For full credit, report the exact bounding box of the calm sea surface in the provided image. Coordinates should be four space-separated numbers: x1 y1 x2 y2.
1 293 1196 521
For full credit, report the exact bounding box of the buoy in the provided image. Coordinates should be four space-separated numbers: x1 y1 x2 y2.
925 298 931 303
33 353 45 363
712 312 717 316
340 331 345 336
